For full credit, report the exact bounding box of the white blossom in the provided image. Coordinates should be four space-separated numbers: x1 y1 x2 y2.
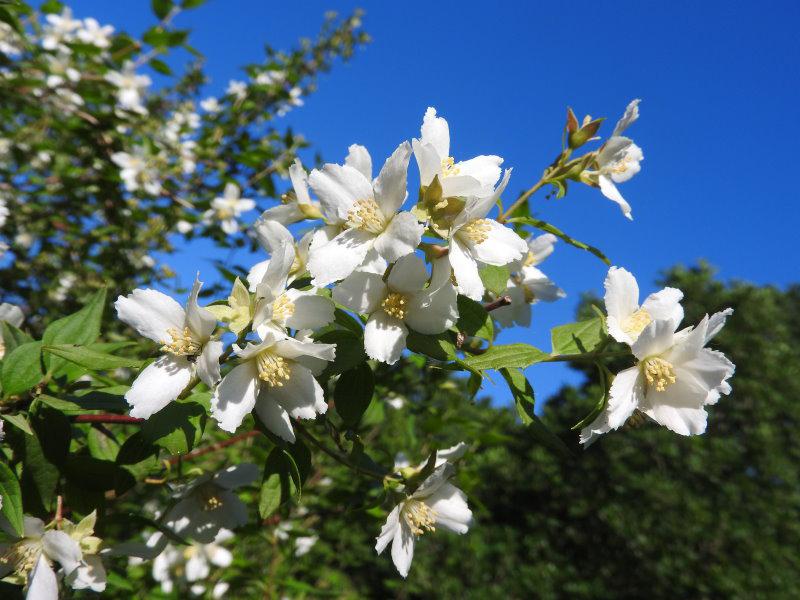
76 18 114 48
0 194 8 228
151 529 233 597
105 62 151 114
307 142 424 286
115 276 223 419
41 7 81 52
334 254 458 364
0 22 22 56
247 219 314 291
226 79 247 100
294 536 317 557
111 148 162 195
594 99 643 219
259 158 324 225
203 183 255 235
44 53 80 88
200 97 221 113
277 86 303 116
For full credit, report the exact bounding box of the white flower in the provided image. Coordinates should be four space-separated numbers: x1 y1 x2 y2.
210 328 335 440
386 395 406 410
254 69 285 86
493 233 565 328
44 53 80 88
0 195 8 228
249 223 334 338
200 97 221 113
0 22 22 56
0 516 84 599
176 220 194 234
277 86 303 116
203 183 255 235
594 99 643 219
49 272 77 302
580 309 735 445
247 219 314 291
226 79 247 100
41 8 81 52
152 529 233 596
294 535 317 557
445 170 528 300
105 62 151 114
76 18 114 48
115 276 223 419
604 266 683 345
111 148 162 195
307 142 424 286
375 463 472 578
333 254 458 364
412 107 503 199
260 158 324 225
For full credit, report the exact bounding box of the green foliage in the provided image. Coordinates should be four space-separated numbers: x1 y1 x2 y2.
0 461 24 536
462 342 548 371
550 315 605 354
334 363 375 428
478 264 510 295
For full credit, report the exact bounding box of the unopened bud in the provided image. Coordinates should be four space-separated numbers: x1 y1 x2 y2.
568 118 605 149
565 107 579 133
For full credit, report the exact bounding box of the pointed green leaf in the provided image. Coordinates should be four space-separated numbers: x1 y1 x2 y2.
1 341 43 396
462 343 547 372
0 461 24 537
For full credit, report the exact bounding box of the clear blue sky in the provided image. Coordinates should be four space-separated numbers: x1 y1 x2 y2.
68 0 800 404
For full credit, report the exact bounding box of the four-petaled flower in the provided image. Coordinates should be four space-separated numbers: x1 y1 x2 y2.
204 183 256 235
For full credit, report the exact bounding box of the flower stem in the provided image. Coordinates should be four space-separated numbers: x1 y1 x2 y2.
497 177 547 223
294 422 389 483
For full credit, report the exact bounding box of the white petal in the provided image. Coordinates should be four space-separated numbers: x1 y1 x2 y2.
641 287 684 327
604 266 640 343
213 463 259 489
406 284 458 334
612 99 641 137
605 367 644 430
461 169 512 222
257 240 294 295
704 308 733 344
308 228 375 286
211 362 259 433
184 553 209 582
253 219 294 254
196 340 224 388
126 355 194 419
272 336 337 365
67 554 106 592
419 106 449 159
468 220 527 266
456 155 502 189
308 163 373 223
491 282 530 329
185 276 217 340
372 212 424 263
426 482 472 533
41 530 82 574
598 175 633 220
288 158 313 206
115 289 186 344
254 394 295 443
387 254 428 294
364 312 407 365
332 271 387 314
0 303 24 327
258 203 303 226
265 363 327 420
412 139 441 187
28 555 58 600
391 522 415 578
208 546 233 568
526 233 558 266
641 396 707 436
448 239 484 301
631 319 679 361
520 266 565 302
373 141 411 216
375 505 401 555
345 144 372 180
283 290 334 331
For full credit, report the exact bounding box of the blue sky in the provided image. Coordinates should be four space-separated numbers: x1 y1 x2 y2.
69 0 800 403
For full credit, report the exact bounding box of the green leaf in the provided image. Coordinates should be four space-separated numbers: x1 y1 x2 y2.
316 330 366 376
1 413 33 435
407 330 456 361
551 317 605 355
42 344 143 371
151 0 173 19
334 363 375 428
141 400 206 455
508 216 611 265
456 296 494 341
479 265 510 296
30 403 71 468
64 455 135 494
149 57 173 75
0 461 24 537
42 288 107 375
259 447 301 518
1 321 33 356
1 341 43 396
500 368 572 458
462 343 548 372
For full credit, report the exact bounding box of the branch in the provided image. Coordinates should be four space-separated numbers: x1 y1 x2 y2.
166 430 259 465
497 177 547 223
483 295 512 312
73 414 143 424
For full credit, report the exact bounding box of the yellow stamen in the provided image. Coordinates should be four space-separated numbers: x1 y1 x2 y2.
346 198 385 234
522 251 537 268
402 499 437 536
381 292 408 320
256 351 292 387
2 540 41 576
440 156 460 177
460 219 492 244
198 483 225 511
161 327 201 356
272 294 296 324
622 308 652 338
642 356 676 392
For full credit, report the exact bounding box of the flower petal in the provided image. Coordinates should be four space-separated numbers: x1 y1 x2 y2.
185 276 217 341
332 271 387 314
411 139 441 187
641 287 684 327
115 289 185 344
387 254 428 295
345 144 372 180
308 228 375 287
42 530 82 574
0 303 23 327
375 505 401 555
372 212 424 263
283 290 334 331
253 394 295 443
28 555 58 600
447 238 484 301
604 266 640 343
265 363 327 420
456 155 502 190
419 106 449 159
253 219 294 254
67 554 106 592
211 362 259 433
308 163 373 223
196 340 224 388
391 521 415 578
598 174 633 220
213 463 259 490
406 283 458 334
612 99 641 137
605 366 644 430
468 220 527 266
364 312 407 365
373 141 411 216
426 482 472 534
126 355 194 419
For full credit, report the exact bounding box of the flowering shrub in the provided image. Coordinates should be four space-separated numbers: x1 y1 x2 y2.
0 1 736 597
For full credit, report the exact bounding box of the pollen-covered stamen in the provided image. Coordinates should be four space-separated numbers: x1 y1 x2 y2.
440 156 460 177
381 292 409 320
198 483 225 511
460 219 492 244
161 327 202 356
272 294 295 324
642 356 677 392
2 540 41 576
402 499 437 536
522 251 537 268
622 308 652 338
346 198 385 234
256 350 292 387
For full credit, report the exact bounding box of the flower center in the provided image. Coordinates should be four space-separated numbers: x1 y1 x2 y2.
346 198 385 234
272 294 296 324
440 156 460 177
621 308 652 338
381 292 409 320
610 154 636 175
161 327 202 356
402 499 437 536
256 350 292 387
642 356 677 392
460 219 492 244
2 539 41 576
198 483 224 511
522 251 537 267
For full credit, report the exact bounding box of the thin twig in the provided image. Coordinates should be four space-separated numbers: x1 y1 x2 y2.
73 414 143 424
483 295 512 312
497 177 547 223
166 430 259 465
